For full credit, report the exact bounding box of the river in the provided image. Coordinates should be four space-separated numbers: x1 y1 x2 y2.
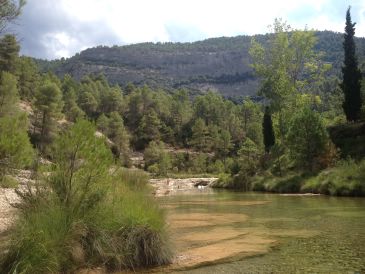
158 189 365 273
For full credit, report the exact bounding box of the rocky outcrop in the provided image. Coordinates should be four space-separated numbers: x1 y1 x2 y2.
149 177 218 196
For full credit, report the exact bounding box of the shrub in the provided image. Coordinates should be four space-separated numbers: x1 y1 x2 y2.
301 159 365 196
0 120 172 273
287 107 330 171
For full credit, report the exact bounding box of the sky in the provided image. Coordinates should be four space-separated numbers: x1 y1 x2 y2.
9 0 365 60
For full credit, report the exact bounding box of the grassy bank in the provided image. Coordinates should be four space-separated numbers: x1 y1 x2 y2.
301 159 365 196
0 121 172 273
212 159 365 197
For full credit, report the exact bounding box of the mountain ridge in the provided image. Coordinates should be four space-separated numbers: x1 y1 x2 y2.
36 31 365 98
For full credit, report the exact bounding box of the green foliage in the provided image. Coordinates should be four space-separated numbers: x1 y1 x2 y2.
61 75 84 121
137 109 162 149
107 112 131 166
251 172 307 193
78 91 97 117
328 122 365 160
49 120 113 213
287 107 330 170
0 175 19 188
96 113 109 132
190 118 211 151
237 138 259 176
0 71 18 117
17 57 40 100
0 121 171 273
302 159 365 196
0 34 19 73
340 7 363 122
33 81 63 152
0 0 25 33
0 113 34 177
144 141 171 176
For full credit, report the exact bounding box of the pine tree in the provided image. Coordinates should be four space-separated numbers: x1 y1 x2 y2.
34 82 63 152
341 7 362 122
0 0 25 34
0 34 19 73
0 71 18 117
262 106 275 153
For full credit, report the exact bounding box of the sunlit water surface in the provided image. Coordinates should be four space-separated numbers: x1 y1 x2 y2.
158 190 365 273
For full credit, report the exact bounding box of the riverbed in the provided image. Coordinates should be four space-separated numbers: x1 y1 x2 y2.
158 189 365 273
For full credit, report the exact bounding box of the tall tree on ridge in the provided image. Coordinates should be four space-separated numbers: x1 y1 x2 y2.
341 6 362 122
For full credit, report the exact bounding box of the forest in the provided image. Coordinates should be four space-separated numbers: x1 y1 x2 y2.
0 1 365 273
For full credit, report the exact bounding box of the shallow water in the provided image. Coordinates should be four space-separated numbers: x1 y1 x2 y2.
159 190 365 273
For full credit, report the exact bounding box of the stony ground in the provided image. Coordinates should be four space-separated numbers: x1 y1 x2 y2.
0 170 34 234
0 188 19 234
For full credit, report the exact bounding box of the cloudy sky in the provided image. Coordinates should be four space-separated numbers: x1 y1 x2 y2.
10 0 365 60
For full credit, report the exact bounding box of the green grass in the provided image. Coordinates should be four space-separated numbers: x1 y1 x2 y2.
301 159 365 196
0 169 172 273
251 172 309 193
0 175 19 188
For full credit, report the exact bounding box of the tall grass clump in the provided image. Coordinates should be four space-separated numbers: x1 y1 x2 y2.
0 120 172 273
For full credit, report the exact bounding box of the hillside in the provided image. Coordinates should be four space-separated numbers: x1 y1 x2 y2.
36 31 365 98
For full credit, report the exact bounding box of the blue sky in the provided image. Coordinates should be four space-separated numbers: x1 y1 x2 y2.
12 0 365 60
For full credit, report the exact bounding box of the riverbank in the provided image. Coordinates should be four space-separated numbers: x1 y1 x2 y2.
211 158 365 196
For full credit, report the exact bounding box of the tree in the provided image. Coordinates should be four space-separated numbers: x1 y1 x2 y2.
108 112 130 165
78 91 98 118
0 113 34 179
287 107 329 170
250 19 329 138
96 113 109 133
49 119 113 213
262 106 275 153
99 86 123 114
0 0 23 26
216 129 233 165
0 71 18 117
340 7 362 122
0 34 19 73
189 118 211 152
61 74 84 121
136 109 162 148
0 0 25 34
17 57 40 100
63 89 84 122
237 138 259 176
144 140 171 175
34 82 63 152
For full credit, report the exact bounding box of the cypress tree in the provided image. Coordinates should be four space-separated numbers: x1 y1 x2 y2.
262 106 275 153
341 7 362 122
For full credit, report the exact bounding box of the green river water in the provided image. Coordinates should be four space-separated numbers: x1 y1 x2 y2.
158 190 365 274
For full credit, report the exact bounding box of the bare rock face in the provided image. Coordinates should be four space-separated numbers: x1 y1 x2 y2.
149 177 218 197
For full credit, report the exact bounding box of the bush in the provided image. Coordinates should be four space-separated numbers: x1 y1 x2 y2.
287 107 330 171
251 172 308 193
0 120 172 273
301 159 365 196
